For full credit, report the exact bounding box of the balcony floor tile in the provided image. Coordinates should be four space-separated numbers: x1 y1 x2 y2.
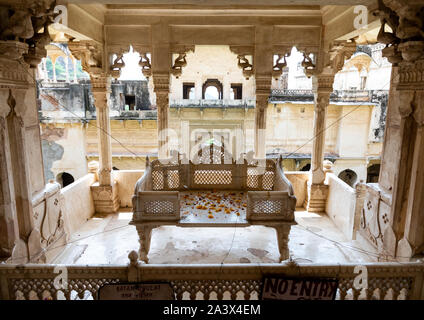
53 209 378 265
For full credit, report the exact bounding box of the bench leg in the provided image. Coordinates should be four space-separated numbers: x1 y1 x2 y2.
136 225 153 263
274 225 291 262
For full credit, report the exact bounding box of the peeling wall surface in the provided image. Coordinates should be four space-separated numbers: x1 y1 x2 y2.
38 80 152 120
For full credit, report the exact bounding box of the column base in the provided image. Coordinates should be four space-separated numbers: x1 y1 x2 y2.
91 181 120 213
306 183 329 213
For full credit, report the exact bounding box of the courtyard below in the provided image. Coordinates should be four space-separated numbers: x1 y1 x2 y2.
52 209 379 265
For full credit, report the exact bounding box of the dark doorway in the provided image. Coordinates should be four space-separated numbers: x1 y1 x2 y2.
125 95 136 110
338 169 357 187
300 163 311 171
367 164 380 183
57 172 75 188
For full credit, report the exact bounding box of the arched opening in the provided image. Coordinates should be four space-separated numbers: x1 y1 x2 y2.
202 79 223 99
367 164 380 183
338 169 358 187
300 163 311 171
57 172 75 188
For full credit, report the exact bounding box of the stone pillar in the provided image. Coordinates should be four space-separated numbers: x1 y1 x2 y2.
51 56 57 82
253 28 273 159
0 41 46 263
72 58 77 83
43 58 48 81
89 75 119 213
360 0 424 259
254 93 268 158
65 56 69 83
69 40 120 213
153 73 170 159
306 74 334 212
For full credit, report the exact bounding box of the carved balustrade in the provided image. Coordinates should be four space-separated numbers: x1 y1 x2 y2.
0 257 423 300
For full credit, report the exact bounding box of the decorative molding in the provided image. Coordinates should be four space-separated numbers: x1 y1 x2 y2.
229 45 254 56
153 73 170 94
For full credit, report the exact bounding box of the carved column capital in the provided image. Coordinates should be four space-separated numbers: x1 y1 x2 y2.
90 75 110 109
313 74 335 95
153 73 170 94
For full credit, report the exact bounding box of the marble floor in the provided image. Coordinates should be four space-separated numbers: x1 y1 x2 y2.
52 209 379 265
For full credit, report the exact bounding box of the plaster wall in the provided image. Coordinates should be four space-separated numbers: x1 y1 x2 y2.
325 173 357 239
285 172 309 208
61 173 96 237
41 123 88 183
169 46 255 101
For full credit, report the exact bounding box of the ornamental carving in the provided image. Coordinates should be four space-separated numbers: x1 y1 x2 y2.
373 0 424 64
139 53 152 78
0 1 58 67
170 46 194 78
153 73 170 94
272 53 290 80
68 40 104 77
109 48 128 79
326 41 357 74
171 53 187 78
237 54 253 79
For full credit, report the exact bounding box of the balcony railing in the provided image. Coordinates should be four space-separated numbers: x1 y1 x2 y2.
269 89 389 103
1 258 423 300
170 99 256 109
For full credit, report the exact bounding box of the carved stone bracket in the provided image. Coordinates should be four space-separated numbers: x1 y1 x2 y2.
229 46 254 80
108 45 130 79
326 41 357 74
296 46 319 78
139 53 152 78
68 40 104 77
170 45 194 78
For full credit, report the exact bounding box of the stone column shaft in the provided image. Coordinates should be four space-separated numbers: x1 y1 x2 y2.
91 76 113 186
255 74 272 158
255 95 268 158
306 74 334 212
89 75 119 213
153 73 170 159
